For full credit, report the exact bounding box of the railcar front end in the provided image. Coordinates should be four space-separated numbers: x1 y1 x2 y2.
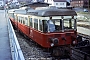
34 15 77 48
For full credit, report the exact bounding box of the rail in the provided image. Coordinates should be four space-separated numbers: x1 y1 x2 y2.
71 46 90 60
78 33 90 40
8 19 25 60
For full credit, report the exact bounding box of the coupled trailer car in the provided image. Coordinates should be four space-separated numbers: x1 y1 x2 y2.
8 7 77 58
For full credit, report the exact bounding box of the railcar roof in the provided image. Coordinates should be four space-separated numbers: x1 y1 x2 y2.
8 9 26 14
8 7 77 17
27 8 77 17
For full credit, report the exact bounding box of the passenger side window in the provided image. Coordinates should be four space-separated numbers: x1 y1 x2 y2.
25 17 28 25
34 19 38 30
18 16 20 22
20 17 24 24
23 20 25 24
21 17 23 24
30 18 32 27
39 20 42 31
20 17 21 23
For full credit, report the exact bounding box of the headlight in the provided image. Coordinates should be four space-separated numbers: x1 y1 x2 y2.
50 38 59 44
50 43 54 47
49 38 59 47
72 40 76 44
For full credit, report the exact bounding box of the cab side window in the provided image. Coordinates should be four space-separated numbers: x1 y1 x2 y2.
42 20 48 33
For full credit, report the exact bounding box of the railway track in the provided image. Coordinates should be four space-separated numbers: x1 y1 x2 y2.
76 33 90 48
78 33 90 41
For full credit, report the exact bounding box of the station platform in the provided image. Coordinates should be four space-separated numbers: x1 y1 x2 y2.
77 22 90 25
0 10 12 60
77 26 90 36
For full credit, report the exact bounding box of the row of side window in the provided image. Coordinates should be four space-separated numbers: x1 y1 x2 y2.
30 18 43 32
15 15 43 32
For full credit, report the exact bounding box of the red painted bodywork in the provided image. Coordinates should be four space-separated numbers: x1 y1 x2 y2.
10 17 77 48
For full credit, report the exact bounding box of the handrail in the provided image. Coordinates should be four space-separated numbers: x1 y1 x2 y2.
8 19 25 60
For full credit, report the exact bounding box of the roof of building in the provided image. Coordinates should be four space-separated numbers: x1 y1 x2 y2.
22 2 50 7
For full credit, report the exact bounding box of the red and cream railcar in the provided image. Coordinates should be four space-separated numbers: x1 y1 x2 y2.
8 7 77 48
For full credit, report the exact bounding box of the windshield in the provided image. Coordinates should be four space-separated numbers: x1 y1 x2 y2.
43 19 76 32
64 19 75 30
46 20 62 32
